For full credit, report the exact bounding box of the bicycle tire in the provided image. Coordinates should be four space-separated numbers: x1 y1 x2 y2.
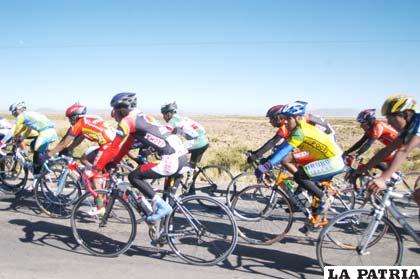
34 166 82 218
0 154 28 194
165 195 238 265
317 209 403 268
231 184 293 245
71 189 137 257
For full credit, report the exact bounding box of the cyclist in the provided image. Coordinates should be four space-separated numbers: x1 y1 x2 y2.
247 104 336 173
0 102 57 181
343 108 398 166
45 103 116 166
161 102 209 193
0 116 12 151
254 101 346 228
362 96 420 205
90 93 188 222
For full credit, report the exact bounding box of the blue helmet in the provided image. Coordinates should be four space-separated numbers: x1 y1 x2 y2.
110 92 137 110
280 101 308 117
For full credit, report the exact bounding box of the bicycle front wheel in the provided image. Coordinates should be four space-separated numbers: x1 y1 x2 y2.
165 195 238 266
34 168 82 218
226 171 256 207
71 189 137 257
231 185 293 245
0 154 28 194
317 209 403 268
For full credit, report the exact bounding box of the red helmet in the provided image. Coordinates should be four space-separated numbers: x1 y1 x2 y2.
66 103 87 118
266 104 284 118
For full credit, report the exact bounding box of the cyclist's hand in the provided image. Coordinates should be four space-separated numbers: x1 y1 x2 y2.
247 152 257 164
255 161 272 182
367 177 386 193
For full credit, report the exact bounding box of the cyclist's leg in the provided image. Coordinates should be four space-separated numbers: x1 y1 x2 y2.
127 154 187 223
188 144 208 194
300 156 346 215
33 128 58 174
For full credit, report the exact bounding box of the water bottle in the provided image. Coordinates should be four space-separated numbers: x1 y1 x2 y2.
128 189 153 216
283 179 294 190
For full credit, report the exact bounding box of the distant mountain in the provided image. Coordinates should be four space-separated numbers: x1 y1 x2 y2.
310 108 359 118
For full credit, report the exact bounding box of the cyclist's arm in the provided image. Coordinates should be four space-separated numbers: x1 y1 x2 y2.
48 135 76 157
267 141 294 166
94 119 135 171
380 135 420 180
345 134 369 154
355 137 376 156
362 138 404 172
66 135 84 152
254 134 283 158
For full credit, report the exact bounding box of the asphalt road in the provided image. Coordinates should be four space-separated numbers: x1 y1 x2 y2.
0 187 418 279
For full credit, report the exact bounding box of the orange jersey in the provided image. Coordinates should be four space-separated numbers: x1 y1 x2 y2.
68 115 115 145
367 120 398 146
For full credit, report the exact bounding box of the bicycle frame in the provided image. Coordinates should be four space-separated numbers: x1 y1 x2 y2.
358 187 419 254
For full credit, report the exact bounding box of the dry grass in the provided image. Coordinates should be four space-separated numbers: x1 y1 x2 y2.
1 113 419 174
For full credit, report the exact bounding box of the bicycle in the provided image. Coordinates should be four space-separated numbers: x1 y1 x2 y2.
316 178 420 267
71 169 238 265
343 155 419 209
230 167 355 245
34 155 135 218
0 140 30 194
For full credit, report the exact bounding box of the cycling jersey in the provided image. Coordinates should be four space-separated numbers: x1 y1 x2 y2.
95 111 187 171
68 115 115 146
399 113 420 143
12 111 55 135
1 111 57 151
367 120 398 145
166 114 208 150
288 120 342 160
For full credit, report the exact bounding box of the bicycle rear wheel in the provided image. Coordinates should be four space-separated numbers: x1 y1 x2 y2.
165 195 238 265
191 165 233 199
231 185 293 245
71 189 137 257
0 154 28 194
317 209 402 268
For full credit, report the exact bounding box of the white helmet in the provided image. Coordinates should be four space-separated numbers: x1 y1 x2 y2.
9 101 26 113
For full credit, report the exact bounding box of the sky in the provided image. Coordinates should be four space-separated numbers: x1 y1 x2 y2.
0 0 419 115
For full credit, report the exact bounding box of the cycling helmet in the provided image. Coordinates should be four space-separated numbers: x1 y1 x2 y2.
66 103 87 118
161 102 178 114
266 105 284 118
110 92 137 110
280 101 308 117
357 109 376 123
9 101 26 113
381 95 417 116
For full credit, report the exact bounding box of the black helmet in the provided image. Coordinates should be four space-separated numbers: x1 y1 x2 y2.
110 92 137 110
161 102 178 114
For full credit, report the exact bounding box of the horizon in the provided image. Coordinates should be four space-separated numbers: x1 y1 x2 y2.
1 1 419 113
